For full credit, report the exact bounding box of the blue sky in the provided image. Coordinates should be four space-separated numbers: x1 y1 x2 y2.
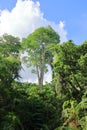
0 0 87 44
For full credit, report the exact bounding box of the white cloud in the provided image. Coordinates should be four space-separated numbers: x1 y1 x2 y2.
0 0 67 83
0 0 67 41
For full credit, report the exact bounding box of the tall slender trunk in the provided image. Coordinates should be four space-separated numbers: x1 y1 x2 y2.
36 60 44 88
39 48 45 87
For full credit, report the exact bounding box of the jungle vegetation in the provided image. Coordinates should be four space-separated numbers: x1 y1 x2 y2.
0 27 87 130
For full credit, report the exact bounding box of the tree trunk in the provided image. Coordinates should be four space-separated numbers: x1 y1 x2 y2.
36 64 44 88
38 46 45 87
38 77 43 87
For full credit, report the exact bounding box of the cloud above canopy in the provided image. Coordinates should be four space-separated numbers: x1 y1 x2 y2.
0 0 68 82
0 0 67 42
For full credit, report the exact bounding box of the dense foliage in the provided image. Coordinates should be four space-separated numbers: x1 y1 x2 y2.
0 27 87 130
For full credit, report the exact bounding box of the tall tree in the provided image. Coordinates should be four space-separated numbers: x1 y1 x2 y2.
22 26 60 87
